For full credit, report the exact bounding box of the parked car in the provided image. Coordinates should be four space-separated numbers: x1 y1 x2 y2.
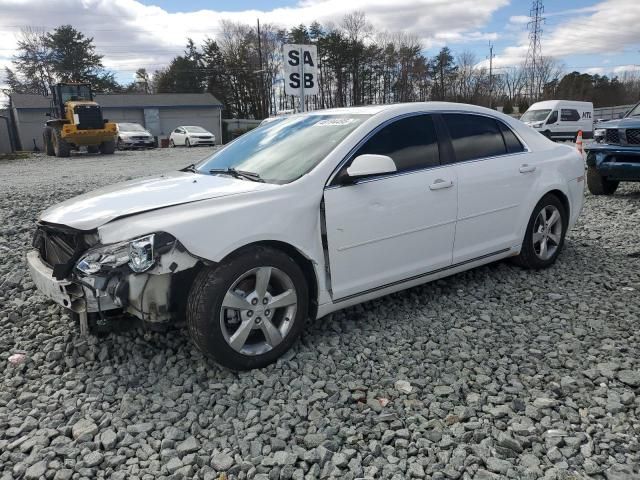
520 100 593 141
585 101 640 195
116 123 156 149
27 103 585 370
169 126 216 147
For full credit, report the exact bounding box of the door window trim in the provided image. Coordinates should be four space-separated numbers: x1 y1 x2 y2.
326 112 447 188
326 110 530 188
437 111 531 166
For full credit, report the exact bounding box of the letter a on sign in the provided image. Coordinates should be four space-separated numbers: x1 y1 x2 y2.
283 44 319 96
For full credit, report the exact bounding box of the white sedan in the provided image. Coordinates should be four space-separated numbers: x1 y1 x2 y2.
28 103 584 370
169 125 216 147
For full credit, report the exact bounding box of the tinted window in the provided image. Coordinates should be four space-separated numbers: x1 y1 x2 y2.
443 114 506 162
498 121 525 154
561 109 580 121
353 115 439 172
547 111 558 123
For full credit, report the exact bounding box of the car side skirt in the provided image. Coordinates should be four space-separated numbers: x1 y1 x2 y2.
316 246 517 318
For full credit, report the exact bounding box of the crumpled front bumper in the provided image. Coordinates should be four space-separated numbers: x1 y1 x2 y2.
27 251 84 311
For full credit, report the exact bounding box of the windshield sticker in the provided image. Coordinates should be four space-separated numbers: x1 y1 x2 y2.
315 118 357 126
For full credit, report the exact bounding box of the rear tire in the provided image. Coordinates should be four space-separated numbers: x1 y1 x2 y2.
117 138 125 150
587 166 618 195
170 139 175 148
43 127 55 156
99 140 116 155
186 247 309 370
52 127 71 157
513 193 567 269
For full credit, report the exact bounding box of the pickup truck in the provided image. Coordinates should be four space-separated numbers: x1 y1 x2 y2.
585 101 640 195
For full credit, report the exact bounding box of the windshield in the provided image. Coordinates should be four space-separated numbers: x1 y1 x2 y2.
196 114 371 183
59 84 92 103
185 126 208 133
119 123 146 132
520 109 551 122
626 103 640 117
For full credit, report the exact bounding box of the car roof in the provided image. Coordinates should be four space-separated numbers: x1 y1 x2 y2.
302 101 509 117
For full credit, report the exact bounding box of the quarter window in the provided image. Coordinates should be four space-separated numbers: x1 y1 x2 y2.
353 115 440 172
561 109 580 122
497 122 525 154
443 114 507 162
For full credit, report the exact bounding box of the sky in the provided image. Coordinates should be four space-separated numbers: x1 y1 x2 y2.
0 0 639 87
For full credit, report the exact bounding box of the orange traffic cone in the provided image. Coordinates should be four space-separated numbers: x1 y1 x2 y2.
576 130 583 155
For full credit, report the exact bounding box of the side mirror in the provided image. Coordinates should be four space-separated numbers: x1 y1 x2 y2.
346 154 397 180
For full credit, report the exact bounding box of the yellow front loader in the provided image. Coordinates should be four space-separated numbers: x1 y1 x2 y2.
43 83 118 157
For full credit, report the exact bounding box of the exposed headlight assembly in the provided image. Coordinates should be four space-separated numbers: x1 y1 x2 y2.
76 234 157 275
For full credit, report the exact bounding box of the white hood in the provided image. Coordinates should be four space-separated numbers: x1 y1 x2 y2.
40 171 273 231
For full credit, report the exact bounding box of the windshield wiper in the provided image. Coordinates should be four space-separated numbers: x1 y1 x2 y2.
209 168 264 182
181 163 198 172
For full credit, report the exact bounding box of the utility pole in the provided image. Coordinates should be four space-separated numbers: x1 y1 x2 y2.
524 0 545 102
256 19 265 118
488 43 495 108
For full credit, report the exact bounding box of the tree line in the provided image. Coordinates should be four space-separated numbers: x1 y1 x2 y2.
4 16 640 119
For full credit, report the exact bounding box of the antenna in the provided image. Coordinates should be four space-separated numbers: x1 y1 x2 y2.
524 0 544 101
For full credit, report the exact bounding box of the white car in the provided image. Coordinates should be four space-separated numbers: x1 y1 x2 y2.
27 103 585 370
169 126 216 147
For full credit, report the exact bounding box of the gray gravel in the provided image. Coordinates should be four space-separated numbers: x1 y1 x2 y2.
1 148 640 480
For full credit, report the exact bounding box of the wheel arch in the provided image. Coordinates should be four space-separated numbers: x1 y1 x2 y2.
544 188 570 220
220 240 320 321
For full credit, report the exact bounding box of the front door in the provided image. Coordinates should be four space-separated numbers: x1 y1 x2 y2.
323 114 458 300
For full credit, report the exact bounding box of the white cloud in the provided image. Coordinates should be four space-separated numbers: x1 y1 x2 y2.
0 0 508 77
494 0 640 69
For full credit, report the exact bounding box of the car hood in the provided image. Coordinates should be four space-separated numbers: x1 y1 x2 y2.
40 171 274 231
121 130 152 136
597 117 640 129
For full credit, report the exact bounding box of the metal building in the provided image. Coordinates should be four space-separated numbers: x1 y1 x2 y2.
9 93 223 151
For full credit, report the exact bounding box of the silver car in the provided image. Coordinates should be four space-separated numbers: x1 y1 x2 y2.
116 123 156 149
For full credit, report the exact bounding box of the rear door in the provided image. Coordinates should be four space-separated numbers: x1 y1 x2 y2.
441 113 538 263
323 114 458 300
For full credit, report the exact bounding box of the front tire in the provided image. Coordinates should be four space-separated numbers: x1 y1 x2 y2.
185 138 191 148
52 128 71 157
186 247 308 370
513 194 567 269
587 166 618 195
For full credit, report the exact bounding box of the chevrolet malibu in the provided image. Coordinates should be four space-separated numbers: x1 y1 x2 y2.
28 103 585 370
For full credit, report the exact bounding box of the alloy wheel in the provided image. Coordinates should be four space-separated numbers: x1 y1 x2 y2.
532 205 563 261
219 267 298 356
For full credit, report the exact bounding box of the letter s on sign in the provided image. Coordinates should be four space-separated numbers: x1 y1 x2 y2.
288 50 300 67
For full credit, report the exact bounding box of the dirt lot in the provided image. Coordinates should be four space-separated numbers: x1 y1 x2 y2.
1 147 639 480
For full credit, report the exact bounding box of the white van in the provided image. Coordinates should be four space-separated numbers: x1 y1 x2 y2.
520 100 593 140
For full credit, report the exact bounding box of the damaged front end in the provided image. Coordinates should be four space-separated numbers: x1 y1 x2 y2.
30 224 200 333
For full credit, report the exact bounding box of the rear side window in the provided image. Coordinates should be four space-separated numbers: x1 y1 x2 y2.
443 114 507 162
354 115 440 172
498 121 525 154
561 109 580 121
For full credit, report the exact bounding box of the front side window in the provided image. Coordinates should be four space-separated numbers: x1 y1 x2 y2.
196 114 371 184
443 114 507 162
352 115 440 172
547 111 558 124
561 109 580 122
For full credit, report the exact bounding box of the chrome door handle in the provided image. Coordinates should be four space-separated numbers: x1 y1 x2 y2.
519 164 536 173
429 179 454 190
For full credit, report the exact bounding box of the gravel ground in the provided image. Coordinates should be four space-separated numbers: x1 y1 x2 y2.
1 148 640 480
